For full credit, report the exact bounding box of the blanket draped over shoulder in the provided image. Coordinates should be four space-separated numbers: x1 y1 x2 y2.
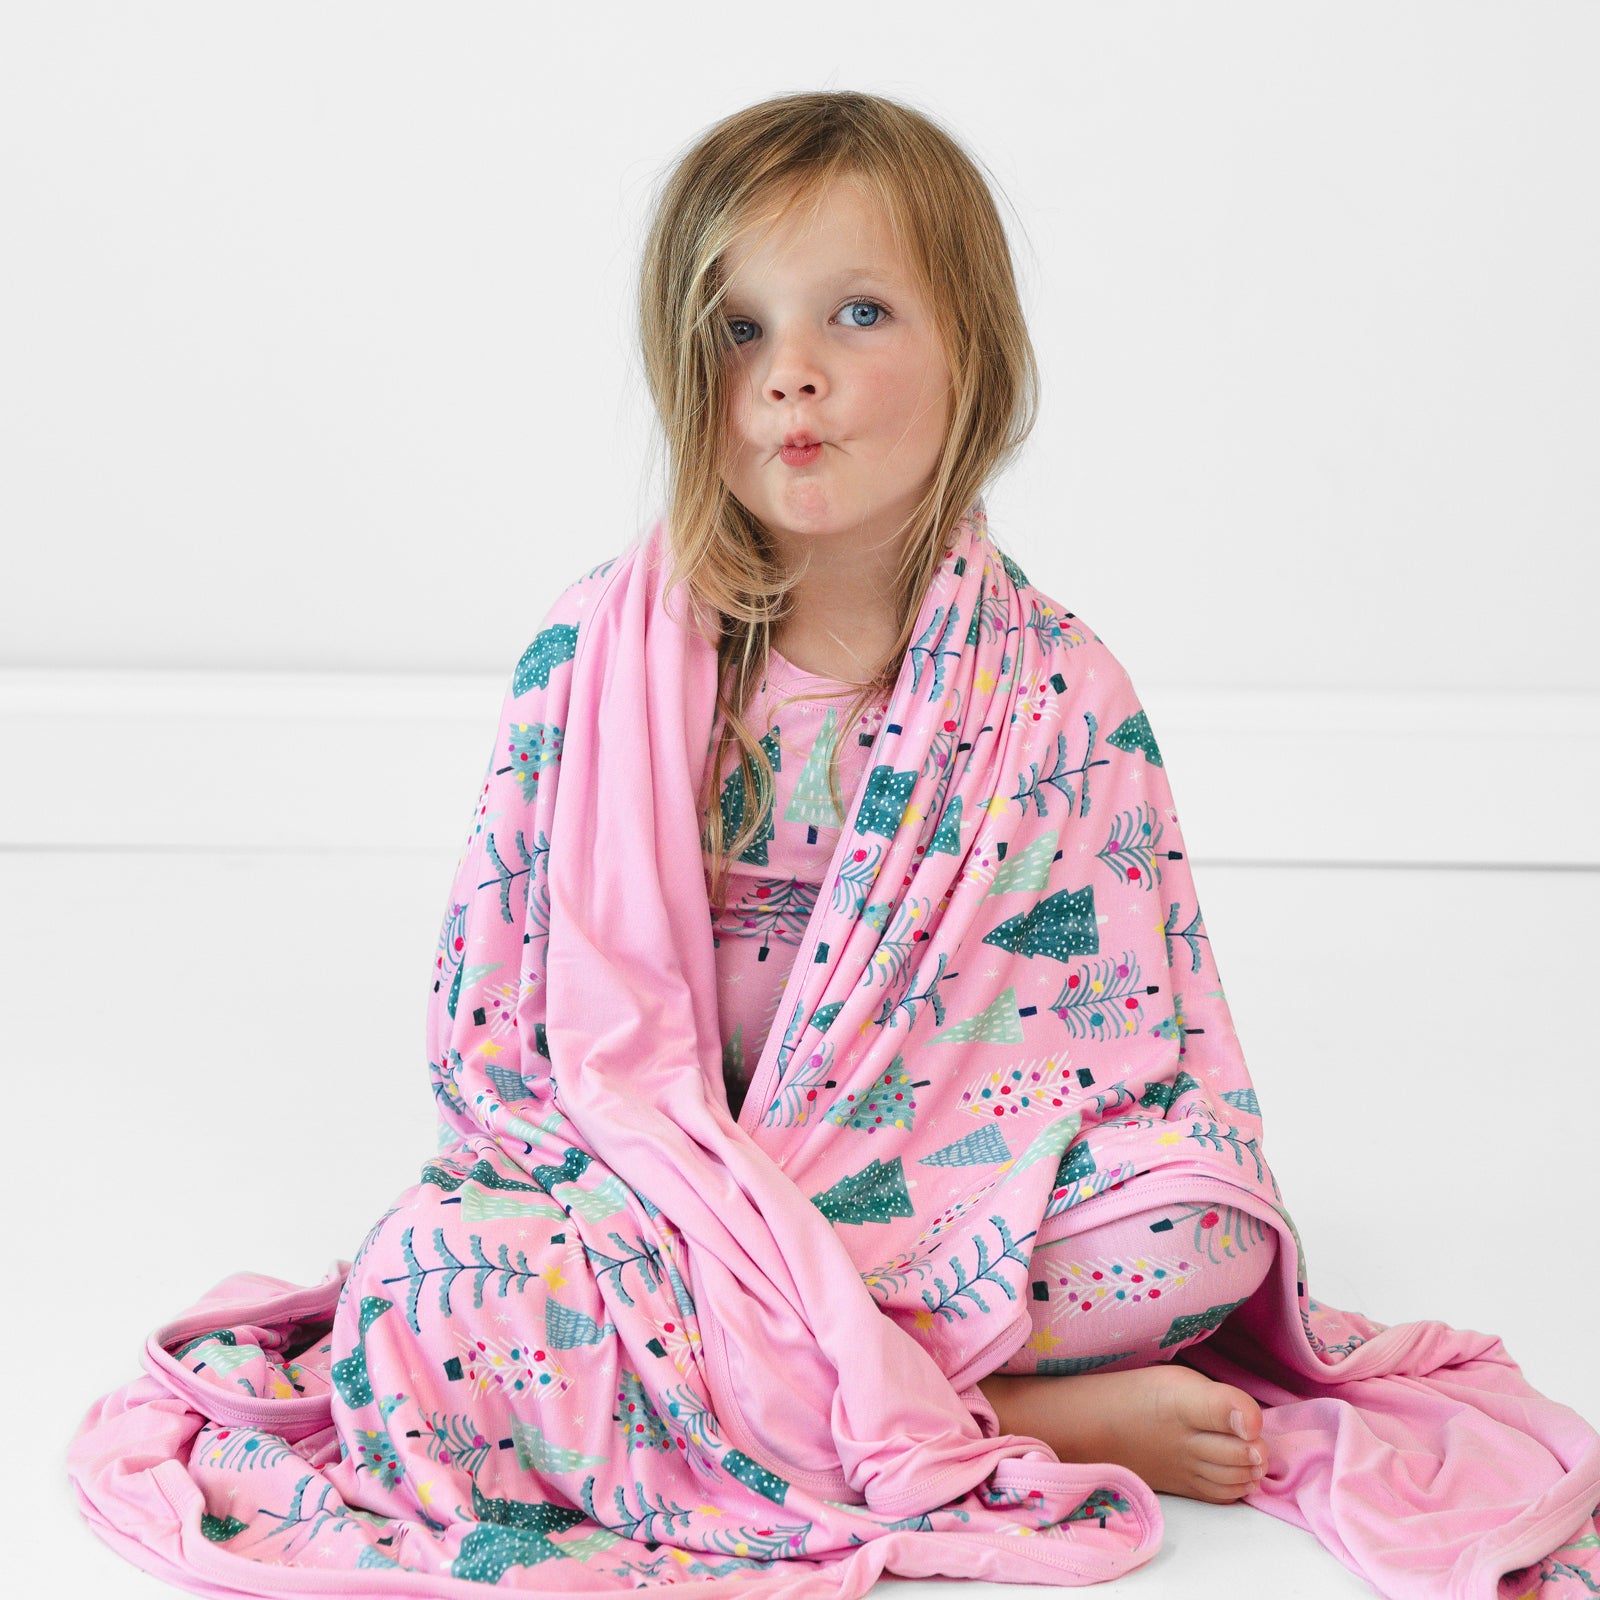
69 503 1600 1599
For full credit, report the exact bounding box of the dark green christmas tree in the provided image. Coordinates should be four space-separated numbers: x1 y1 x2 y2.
983 884 1099 963
926 793 964 856
1106 708 1163 766
811 1155 915 1224
713 728 783 866
856 764 918 837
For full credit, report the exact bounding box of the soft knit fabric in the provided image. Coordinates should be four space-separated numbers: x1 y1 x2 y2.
991 1192 1277 1376
710 652 887 1119
67 501 1600 1600
708 674 1282 1378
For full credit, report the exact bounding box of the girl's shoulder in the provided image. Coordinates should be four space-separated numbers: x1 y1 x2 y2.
505 548 636 700
545 550 634 635
987 544 1124 682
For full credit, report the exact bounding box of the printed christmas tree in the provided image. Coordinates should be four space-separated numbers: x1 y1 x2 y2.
926 793 964 856
783 707 842 835
615 1369 675 1453
923 1123 1012 1168
937 987 1025 1045
512 623 579 696
1106 708 1163 766
983 884 1099 963
824 1053 920 1131
811 1155 915 1224
987 830 1058 895
714 728 783 866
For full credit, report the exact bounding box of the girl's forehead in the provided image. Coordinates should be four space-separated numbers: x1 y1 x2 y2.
720 183 909 285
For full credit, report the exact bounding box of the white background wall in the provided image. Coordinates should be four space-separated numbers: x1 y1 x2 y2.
5 2 1594 690
4 0 1596 870
4 5 1597 1598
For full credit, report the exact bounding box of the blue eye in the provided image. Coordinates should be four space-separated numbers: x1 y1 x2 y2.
723 299 890 347
840 299 887 328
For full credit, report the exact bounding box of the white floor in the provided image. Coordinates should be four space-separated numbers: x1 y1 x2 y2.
14 848 1597 1600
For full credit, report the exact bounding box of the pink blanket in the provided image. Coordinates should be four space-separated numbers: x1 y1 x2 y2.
69 502 1600 1597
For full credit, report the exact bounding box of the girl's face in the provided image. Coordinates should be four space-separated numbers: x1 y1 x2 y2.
717 177 952 562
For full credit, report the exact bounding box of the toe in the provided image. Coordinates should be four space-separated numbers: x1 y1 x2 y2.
1176 1377 1263 1444
1185 1466 1256 1504
1192 1429 1264 1473
1193 1456 1263 1489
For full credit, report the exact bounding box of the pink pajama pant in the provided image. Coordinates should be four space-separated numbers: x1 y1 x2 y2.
989 1191 1278 1376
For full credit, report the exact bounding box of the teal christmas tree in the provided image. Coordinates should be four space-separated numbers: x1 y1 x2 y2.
926 793 964 856
922 1123 1012 1168
1106 708 1163 766
855 764 918 837
614 1370 675 1453
353 1428 405 1490
512 623 579 696
983 884 1099 962
711 728 783 867
811 1156 915 1224
824 1054 921 1131
504 721 563 799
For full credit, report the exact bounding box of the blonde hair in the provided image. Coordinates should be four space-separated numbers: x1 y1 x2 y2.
635 90 1040 913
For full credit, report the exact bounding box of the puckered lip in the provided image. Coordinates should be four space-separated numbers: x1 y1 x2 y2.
781 432 821 450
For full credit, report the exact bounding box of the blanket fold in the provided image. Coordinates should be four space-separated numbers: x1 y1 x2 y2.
68 501 1600 1599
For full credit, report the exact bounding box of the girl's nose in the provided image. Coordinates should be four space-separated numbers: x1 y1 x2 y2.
762 329 829 404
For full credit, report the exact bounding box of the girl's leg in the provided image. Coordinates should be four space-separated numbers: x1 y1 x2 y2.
993 1191 1277 1375
977 1192 1278 1505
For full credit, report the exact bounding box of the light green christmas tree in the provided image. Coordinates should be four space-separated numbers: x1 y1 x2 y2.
988 829 1058 895
783 707 841 838
936 987 1025 1045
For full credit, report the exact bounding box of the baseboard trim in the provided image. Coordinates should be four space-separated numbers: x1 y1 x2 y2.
3 670 1594 866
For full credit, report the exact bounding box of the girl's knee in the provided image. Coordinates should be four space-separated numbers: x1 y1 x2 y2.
998 1192 1280 1374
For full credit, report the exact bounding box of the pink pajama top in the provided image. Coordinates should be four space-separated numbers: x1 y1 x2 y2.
707 648 890 1119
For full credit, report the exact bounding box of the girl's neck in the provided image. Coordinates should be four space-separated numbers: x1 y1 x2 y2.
766 532 906 684
769 616 898 684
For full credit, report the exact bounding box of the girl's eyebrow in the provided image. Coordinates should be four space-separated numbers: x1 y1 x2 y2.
721 266 899 300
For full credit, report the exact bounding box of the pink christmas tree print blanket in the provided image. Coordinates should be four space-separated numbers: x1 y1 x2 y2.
68 502 1600 1598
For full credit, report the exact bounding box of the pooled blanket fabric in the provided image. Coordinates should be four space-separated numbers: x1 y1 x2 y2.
69 503 1600 1598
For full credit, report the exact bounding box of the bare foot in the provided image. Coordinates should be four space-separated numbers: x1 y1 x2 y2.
977 1364 1267 1505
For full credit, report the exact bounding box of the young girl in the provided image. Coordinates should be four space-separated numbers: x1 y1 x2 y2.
70 88 1600 1600
680 114 1273 1504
